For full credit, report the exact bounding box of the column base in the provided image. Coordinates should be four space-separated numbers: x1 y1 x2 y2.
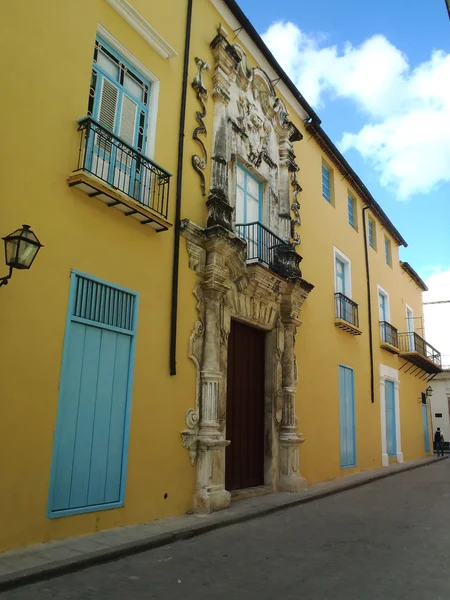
279 433 306 493
396 452 404 464
279 472 307 493
194 486 231 514
381 453 389 467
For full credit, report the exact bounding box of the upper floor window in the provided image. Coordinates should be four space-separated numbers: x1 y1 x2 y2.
322 163 332 203
368 217 376 249
384 236 392 266
348 195 357 229
334 248 352 298
236 164 262 224
89 37 151 154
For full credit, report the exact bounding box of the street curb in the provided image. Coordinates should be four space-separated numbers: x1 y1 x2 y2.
0 456 446 592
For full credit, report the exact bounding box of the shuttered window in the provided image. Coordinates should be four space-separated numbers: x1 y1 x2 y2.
339 365 356 468
322 163 331 202
89 37 150 155
48 271 138 518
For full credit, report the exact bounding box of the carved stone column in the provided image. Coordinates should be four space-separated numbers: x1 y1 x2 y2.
194 284 231 514
279 279 314 492
192 225 247 514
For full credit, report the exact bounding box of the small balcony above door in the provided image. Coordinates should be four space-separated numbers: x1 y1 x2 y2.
235 222 301 280
67 117 172 232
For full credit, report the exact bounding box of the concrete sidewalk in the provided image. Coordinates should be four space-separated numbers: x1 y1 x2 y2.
0 456 445 592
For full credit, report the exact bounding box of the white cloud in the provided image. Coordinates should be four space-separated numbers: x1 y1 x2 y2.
262 22 450 199
423 268 450 368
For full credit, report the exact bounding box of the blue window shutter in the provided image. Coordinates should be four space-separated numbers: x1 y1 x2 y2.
339 365 356 468
422 404 430 452
48 272 138 518
368 219 374 248
322 164 331 202
348 196 354 227
385 380 397 457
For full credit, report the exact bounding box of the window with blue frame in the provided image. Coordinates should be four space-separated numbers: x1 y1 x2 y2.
89 37 150 148
348 195 356 229
368 217 376 249
86 37 151 195
322 163 331 202
235 165 262 261
384 236 392 266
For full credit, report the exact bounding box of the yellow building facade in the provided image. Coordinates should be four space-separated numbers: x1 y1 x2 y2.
0 0 441 552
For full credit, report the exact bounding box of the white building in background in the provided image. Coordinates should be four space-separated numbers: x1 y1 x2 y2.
423 271 450 448
429 370 450 446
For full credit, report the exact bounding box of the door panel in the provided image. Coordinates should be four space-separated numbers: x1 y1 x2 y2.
422 404 430 453
226 320 265 491
385 380 397 457
339 365 356 468
49 272 137 517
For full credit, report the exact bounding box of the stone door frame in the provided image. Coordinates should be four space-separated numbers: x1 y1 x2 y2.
180 220 313 514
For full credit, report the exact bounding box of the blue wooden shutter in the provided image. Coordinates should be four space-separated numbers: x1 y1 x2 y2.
385 380 397 457
322 164 331 202
348 196 354 227
48 272 138 518
368 219 374 248
339 365 356 468
422 403 430 452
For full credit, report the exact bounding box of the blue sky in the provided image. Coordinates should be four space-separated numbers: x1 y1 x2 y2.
237 0 450 280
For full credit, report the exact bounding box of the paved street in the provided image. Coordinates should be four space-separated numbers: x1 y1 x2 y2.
3 460 450 600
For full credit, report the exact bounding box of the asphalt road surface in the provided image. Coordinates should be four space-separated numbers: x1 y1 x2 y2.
3 460 450 600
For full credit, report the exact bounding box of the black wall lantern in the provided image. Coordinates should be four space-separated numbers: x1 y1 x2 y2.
0 225 43 288
426 385 433 398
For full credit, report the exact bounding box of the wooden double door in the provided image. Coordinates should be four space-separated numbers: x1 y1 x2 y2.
225 320 265 491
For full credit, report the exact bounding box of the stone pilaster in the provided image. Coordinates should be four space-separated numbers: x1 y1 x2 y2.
279 279 314 492
192 225 247 513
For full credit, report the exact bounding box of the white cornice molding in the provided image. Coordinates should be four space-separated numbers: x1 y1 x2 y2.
105 0 177 59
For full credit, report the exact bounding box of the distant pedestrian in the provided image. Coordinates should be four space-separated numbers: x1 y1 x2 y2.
435 428 445 457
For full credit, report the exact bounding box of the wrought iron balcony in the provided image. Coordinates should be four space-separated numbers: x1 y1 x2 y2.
398 332 442 374
67 117 171 231
335 293 361 335
235 222 301 280
380 321 399 353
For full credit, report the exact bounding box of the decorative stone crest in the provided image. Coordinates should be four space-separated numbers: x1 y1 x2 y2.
208 25 304 252
191 57 210 196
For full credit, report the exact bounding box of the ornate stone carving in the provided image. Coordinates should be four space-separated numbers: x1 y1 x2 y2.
192 57 210 196
182 218 314 508
181 409 200 465
208 24 305 264
290 168 302 247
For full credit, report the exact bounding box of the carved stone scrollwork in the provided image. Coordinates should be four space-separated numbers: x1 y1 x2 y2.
290 168 302 247
181 408 200 465
192 57 211 196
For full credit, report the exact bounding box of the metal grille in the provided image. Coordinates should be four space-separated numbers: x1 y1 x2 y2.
76 117 171 219
335 293 359 328
380 321 398 348
235 222 297 279
73 275 135 331
398 332 442 366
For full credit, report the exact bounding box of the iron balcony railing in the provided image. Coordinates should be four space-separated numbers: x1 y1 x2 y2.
380 321 399 348
398 332 442 366
235 222 295 279
76 117 171 219
335 293 359 328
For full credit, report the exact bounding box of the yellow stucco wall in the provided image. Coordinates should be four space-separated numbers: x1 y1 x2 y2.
0 0 431 552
